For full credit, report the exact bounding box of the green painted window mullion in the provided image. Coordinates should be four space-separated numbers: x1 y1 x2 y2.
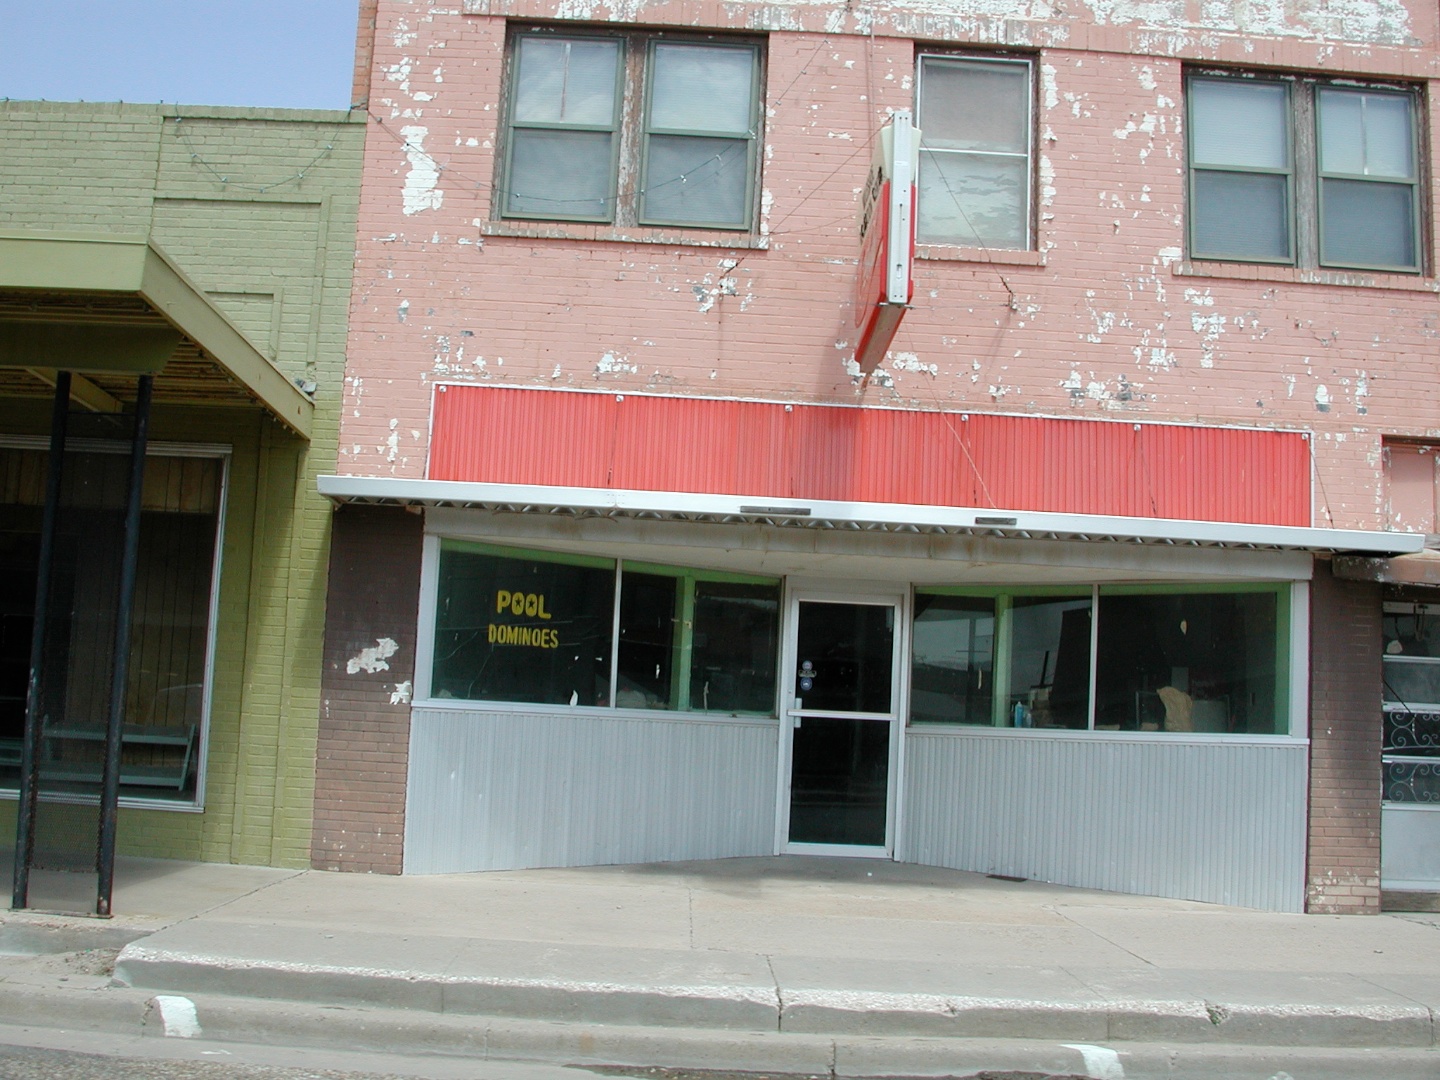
608 562 623 708
992 594 1013 727
1275 584 1293 734
675 574 696 710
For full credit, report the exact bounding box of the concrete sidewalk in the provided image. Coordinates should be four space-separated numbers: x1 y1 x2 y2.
4 854 1440 1074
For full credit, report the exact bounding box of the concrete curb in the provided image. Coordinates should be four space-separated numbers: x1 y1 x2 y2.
2 980 1440 1080
111 942 1439 1049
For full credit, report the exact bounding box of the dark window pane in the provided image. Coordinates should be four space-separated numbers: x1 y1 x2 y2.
689 581 779 714
0 451 219 804
794 601 893 714
1384 662 1440 707
432 545 614 706
1009 596 1091 729
1094 592 1281 734
1384 759 1440 803
506 129 614 219
911 594 994 724
1384 607 1440 660
1384 709 1440 755
641 134 749 227
1321 178 1416 269
788 716 889 845
1192 170 1290 260
617 572 679 708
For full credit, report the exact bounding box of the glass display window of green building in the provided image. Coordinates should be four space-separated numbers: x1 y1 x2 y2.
910 584 1291 735
0 446 225 806
430 541 780 715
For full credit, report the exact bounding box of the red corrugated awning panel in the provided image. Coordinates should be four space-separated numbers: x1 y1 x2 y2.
428 385 1311 527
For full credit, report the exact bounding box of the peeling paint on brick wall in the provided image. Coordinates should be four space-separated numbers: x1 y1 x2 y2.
347 637 399 674
344 2 1440 532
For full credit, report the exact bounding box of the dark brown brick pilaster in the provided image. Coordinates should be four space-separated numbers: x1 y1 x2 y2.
311 505 422 874
1307 558 1383 914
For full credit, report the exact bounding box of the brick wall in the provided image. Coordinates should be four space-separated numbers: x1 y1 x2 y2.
343 1 1440 533
0 102 364 868
1307 560 1383 914
312 505 423 873
352 0 380 108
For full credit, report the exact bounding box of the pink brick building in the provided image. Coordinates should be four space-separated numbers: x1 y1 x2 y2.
319 0 1440 911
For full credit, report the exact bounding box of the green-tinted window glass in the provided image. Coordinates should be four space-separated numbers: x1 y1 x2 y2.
910 594 995 724
689 580 779 714
1009 595 1091 729
617 571 681 708
1094 591 1280 734
432 544 614 706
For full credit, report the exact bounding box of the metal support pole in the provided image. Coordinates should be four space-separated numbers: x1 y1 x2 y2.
12 373 72 911
96 375 152 918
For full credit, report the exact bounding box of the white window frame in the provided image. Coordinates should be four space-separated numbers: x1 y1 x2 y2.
914 52 1035 251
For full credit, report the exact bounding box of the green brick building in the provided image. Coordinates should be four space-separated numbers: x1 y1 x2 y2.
0 101 364 875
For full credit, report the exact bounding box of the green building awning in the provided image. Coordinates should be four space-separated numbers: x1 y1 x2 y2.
0 233 313 438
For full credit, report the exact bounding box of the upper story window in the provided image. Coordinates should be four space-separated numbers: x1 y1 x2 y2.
499 28 763 231
1187 73 1423 273
915 54 1034 249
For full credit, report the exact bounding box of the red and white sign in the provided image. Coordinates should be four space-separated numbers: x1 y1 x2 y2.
853 110 918 375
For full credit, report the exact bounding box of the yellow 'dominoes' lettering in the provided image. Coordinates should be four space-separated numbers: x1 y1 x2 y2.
486 623 560 649
495 590 552 619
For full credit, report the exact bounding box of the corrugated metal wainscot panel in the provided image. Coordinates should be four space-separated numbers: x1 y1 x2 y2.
430 385 1312 526
899 733 1308 912
405 708 778 874
1381 805 1440 889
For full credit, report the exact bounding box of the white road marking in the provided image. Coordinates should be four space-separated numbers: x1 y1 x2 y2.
1063 1042 1124 1079
152 995 201 1039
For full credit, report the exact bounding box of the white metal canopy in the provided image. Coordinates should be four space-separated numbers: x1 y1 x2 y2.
317 475 1424 556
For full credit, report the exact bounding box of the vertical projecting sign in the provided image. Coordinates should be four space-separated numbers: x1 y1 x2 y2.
853 110 918 375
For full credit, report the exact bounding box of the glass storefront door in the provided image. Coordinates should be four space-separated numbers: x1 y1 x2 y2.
782 595 902 854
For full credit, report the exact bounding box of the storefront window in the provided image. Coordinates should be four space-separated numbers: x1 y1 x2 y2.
1094 590 1282 734
690 581 779 714
432 543 615 706
911 594 994 724
430 543 780 715
0 448 223 806
1009 595 1091 729
617 571 680 708
911 585 1289 735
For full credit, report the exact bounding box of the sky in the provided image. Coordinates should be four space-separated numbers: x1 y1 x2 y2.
0 1 360 110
